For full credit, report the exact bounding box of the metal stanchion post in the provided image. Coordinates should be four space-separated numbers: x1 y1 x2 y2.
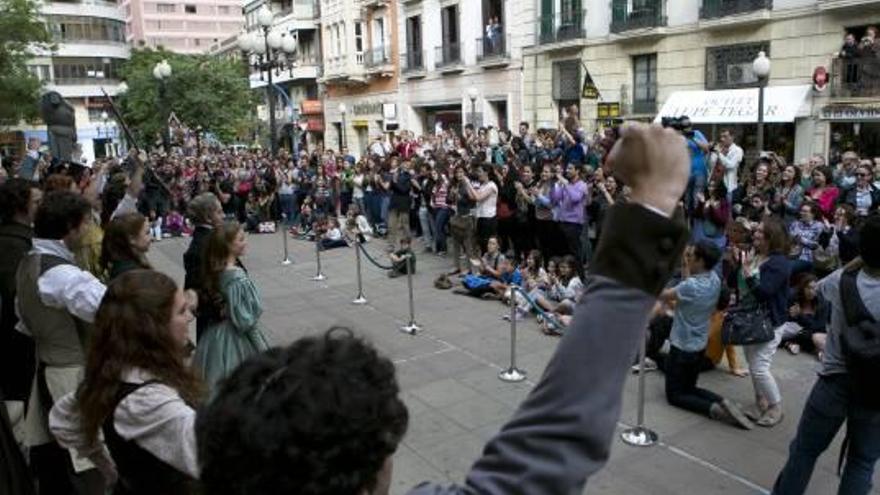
312 234 326 281
620 333 658 447
499 287 526 382
280 214 292 266
352 238 367 304
399 255 421 335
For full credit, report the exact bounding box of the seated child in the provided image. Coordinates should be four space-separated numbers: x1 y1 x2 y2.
457 236 506 298
388 236 415 278
164 209 185 237
148 210 163 241
345 204 373 243
319 218 348 250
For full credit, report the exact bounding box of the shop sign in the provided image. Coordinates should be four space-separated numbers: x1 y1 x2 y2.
352 102 383 116
352 119 370 127
582 68 599 100
86 96 110 109
304 116 324 131
654 85 811 124
597 102 620 119
300 100 322 115
820 104 880 122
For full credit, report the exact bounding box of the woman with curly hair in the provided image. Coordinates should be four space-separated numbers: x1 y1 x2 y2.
100 212 152 281
192 222 269 389
49 270 202 494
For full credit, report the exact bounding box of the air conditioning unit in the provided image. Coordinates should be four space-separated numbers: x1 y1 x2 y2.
726 63 757 84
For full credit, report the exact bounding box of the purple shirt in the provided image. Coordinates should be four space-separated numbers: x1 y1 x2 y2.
550 180 588 225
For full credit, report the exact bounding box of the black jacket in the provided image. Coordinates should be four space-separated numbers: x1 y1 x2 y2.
0 222 35 401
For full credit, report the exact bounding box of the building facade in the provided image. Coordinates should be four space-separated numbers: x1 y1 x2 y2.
242 0 322 151
121 0 244 53
2 0 131 164
318 0 401 157
523 0 880 162
394 0 531 137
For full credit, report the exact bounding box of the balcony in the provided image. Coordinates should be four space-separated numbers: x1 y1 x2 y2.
831 57 880 98
435 42 463 73
364 45 391 70
538 10 587 46
611 0 667 35
401 50 425 77
700 0 772 19
818 0 880 10
476 34 510 68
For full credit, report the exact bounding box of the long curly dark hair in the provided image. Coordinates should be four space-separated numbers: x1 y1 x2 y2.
100 212 151 273
76 270 203 444
201 221 242 314
197 327 408 495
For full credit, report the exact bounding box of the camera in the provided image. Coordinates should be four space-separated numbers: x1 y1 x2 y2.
660 115 695 139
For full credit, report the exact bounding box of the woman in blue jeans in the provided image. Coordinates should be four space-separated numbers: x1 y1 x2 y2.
736 219 791 427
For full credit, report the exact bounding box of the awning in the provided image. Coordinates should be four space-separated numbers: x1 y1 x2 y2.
654 85 811 124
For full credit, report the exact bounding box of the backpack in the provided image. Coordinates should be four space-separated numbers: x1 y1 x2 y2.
839 267 880 410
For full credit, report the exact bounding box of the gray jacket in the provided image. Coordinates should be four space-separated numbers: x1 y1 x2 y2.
409 203 688 494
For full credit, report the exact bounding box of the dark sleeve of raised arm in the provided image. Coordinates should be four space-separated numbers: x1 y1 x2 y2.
408 203 688 495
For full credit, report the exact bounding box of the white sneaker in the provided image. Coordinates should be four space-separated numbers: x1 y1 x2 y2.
631 357 658 374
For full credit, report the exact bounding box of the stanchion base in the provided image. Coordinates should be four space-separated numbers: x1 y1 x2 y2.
352 296 368 305
399 323 421 335
498 368 527 382
281 259 293 266
312 273 327 281
620 427 658 447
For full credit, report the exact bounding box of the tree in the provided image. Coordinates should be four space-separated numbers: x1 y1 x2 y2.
117 49 256 146
0 0 52 124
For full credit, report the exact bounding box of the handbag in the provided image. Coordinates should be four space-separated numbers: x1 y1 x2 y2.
721 304 775 346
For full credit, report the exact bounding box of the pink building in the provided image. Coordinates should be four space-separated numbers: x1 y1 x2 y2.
121 0 245 53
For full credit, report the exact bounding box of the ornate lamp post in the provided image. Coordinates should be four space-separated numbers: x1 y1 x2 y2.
752 51 771 154
338 102 347 149
467 86 478 128
152 59 172 152
238 5 297 156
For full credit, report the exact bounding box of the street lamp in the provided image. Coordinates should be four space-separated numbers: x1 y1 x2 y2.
467 86 478 128
752 51 771 154
338 102 347 149
153 59 172 152
237 6 297 157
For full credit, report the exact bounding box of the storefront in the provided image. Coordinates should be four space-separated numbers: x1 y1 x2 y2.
655 85 811 164
299 99 324 152
821 103 880 162
0 131 26 165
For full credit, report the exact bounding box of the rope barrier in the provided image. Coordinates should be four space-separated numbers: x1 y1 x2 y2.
354 240 395 271
509 285 565 332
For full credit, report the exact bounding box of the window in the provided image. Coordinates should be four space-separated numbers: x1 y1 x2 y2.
552 59 580 101
46 15 127 43
156 3 175 12
51 57 125 84
218 5 230 14
354 21 363 54
194 38 201 47
185 4 196 13
372 17 385 50
705 42 769 90
28 65 51 81
633 53 657 114
405 15 422 68
441 5 459 44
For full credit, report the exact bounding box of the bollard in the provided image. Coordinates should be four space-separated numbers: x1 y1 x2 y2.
280 214 292 266
352 238 367 304
620 332 658 447
399 255 421 335
498 287 527 382
312 234 326 281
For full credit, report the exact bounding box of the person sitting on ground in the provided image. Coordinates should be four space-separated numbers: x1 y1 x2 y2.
344 204 372 243
148 209 163 241
165 208 185 237
388 236 415 278
779 274 830 358
531 255 583 315
457 236 505 298
489 256 523 303
100 212 152 282
319 218 348 251
49 270 201 493
195 122 693 495
657 241 754 429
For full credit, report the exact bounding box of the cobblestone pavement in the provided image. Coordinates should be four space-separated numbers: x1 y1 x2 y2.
148 232 878 495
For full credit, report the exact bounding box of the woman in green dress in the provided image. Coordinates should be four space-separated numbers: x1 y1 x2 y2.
193 221 269 390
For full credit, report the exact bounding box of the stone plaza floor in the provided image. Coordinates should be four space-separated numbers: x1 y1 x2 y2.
148 231 880 495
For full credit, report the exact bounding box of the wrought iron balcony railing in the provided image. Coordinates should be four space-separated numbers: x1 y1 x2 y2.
435 42 461 68
831 57 880 97
611 0 667 33
700 0 772 20
476 34 509 61
538 10 587 45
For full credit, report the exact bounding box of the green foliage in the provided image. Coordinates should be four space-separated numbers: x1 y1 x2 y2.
117 49 256 146
0 0 52 124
